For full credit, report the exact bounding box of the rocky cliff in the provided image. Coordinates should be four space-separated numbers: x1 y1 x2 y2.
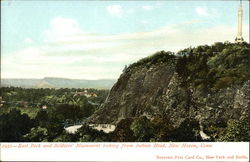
89 42 250 128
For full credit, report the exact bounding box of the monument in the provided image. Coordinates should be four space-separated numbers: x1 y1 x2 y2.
235 0 244 43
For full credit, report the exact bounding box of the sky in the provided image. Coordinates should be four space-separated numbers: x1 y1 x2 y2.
1 0 249 80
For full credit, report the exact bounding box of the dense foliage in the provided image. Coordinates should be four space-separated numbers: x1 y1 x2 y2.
0 87 108 142
176 41 250 90
0 109 34 141
126 51 175 71
204 117 250 142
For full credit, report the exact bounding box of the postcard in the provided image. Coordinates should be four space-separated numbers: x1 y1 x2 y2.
0 0 249 161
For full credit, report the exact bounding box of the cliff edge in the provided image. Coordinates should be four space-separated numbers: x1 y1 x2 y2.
89 42 250 129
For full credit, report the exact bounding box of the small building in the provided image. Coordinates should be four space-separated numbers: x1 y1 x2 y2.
74 91 98 98
42 105 47 110
0 96 6 107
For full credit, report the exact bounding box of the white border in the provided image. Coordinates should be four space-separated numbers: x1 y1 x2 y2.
0 142 249 161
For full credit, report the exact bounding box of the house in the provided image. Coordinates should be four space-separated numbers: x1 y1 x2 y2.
42 105 47 110
74 91 98 98
0 96 6 107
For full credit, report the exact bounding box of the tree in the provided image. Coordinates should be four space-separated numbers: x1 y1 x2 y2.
123 65 128 73
76 124 111 142
80 103 95 118
0 109 34 142
151 116 174 142
176 55 189 80
34 110 49 127
220 118 250 142
112 118 135 142
169 119 201 142
52 131 76 142
130 116 154 142
50 104 84 122
23 126 48 142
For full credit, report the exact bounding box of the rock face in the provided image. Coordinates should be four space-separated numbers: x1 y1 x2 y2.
90 57 177 124
89 47 249 127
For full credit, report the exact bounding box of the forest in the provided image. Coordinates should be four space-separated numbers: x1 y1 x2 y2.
0 87 109 141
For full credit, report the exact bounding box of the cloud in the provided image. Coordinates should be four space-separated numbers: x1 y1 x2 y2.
106 5 123 18
44 16 83 42
2 17 249 79
195 7 209 16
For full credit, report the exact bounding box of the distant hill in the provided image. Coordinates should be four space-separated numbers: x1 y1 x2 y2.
1 77 116 89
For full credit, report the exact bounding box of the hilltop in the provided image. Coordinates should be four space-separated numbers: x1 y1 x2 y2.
89 41 250 141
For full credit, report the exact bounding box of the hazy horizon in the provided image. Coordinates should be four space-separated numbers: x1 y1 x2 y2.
1 77 117 80
1 0 249 79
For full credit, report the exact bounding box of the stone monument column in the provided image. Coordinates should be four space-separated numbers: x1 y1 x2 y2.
235 0 244 43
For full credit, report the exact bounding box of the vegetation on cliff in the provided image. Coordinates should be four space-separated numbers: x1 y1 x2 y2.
90 41 250 142
126 41 249 91
176 41 249 90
